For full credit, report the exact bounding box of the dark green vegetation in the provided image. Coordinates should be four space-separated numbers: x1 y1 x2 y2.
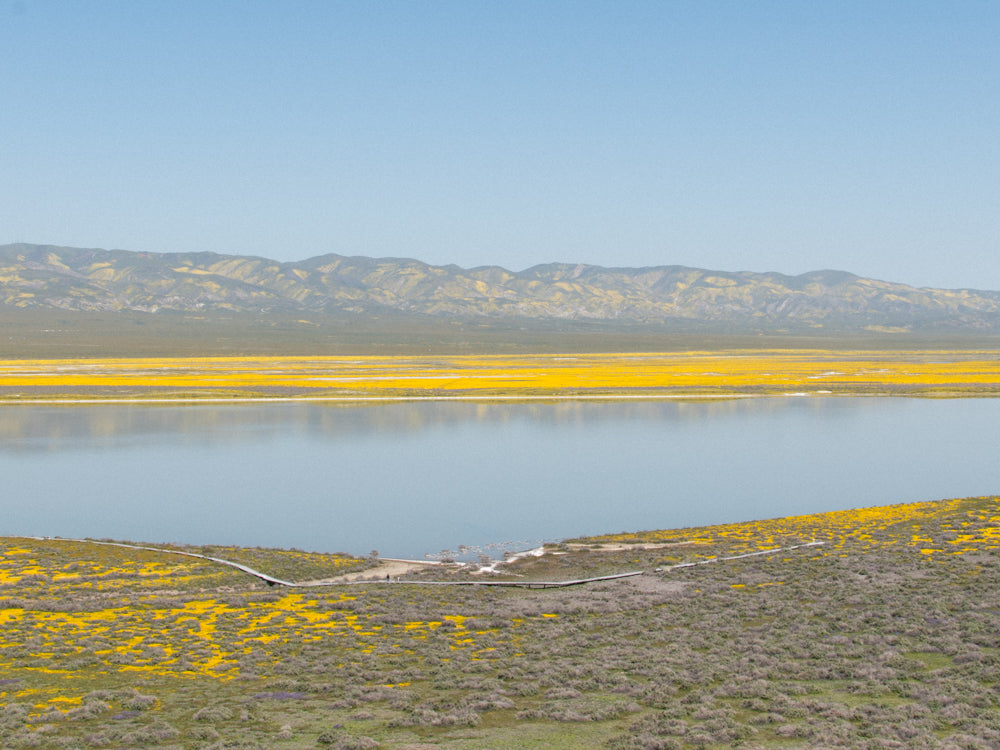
2 497 1000 748
4 244 1000 344
5 307 1000 360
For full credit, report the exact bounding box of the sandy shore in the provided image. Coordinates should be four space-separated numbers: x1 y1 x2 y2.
298 557 444 584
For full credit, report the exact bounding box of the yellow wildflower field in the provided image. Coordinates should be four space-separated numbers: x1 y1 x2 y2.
0 538 537 730
2 349 1000 401
2 496 999 748
582 494 1000 546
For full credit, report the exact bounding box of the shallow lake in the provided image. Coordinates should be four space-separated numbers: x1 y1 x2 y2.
3 397 999 559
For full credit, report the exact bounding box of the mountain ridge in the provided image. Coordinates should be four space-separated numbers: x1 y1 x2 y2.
2 242 999 333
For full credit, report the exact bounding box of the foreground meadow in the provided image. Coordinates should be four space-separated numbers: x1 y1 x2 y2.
2 350 1000 402
2 497 1000 748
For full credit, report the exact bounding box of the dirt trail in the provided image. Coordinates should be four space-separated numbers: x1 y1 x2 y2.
563 541 699 552
298 558 442 584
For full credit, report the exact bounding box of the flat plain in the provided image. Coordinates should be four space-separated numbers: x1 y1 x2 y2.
3 350 1000 402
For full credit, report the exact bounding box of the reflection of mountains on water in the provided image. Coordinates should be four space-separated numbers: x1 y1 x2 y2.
0 398 851 451
4 396 997 559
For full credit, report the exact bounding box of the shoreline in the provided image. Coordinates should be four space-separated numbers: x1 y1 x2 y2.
2 390 995 406
0 393 760 405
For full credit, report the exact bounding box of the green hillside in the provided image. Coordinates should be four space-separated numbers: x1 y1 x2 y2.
3 243 999 335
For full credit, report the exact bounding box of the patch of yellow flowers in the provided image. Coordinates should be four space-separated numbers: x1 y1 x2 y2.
0 541 548 715
2 350 999 399
586 496 1000 559
3 495 998 718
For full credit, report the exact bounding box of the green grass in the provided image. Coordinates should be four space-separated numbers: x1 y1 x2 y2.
5 307 1000 359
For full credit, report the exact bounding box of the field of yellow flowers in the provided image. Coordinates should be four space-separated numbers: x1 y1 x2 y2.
2 496 1000 748
2 350 1000 402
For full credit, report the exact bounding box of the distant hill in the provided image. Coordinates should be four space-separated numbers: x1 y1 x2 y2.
2 243 1000 333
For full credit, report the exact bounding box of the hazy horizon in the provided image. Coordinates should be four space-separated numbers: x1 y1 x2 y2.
3 1 998 290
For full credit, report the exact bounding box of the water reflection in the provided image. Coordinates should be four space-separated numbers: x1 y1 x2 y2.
3 398 998 559
1 397 854 452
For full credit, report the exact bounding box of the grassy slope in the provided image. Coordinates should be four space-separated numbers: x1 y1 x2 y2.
2 496 999 749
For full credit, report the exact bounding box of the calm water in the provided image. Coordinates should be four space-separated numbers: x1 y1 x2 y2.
3 398 999 559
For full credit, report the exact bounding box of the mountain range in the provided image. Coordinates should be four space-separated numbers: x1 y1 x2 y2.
2 243 999 333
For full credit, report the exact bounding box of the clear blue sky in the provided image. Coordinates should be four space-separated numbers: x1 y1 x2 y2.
2 1 998 289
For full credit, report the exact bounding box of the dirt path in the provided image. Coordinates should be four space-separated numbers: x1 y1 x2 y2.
563 541 700 552
297 558 443 584
13 538 826 589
